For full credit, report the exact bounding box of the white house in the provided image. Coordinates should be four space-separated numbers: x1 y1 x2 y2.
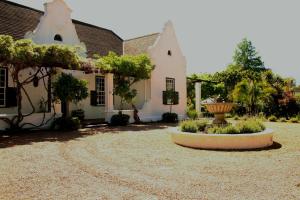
0 0 187 129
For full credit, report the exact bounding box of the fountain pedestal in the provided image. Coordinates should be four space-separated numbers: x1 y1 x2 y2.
204 103 235 125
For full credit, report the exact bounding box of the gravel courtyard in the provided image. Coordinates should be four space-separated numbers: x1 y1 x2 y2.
0 122 299 200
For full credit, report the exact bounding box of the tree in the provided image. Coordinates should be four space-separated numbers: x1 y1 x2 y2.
96 52 153 110
233 38 264 69
52 73 88 118
0 35 84 129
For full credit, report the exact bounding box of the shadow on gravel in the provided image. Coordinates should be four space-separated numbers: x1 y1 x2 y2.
0 123 176 149
176 141 282 152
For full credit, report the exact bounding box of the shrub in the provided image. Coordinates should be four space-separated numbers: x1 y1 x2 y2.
207 118 265 134
195 119 208 131
236 118 265 133
180 120 198 133
71 109 85 121
289 117 299 123
233 116 239 120
52 117 81 131
162 112 178 123
279 117 287 122
207 125 240 134
110 113 130 126
187 109 198 120
268 115 277 122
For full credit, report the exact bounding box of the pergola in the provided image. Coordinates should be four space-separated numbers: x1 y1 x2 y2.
188 77 219 116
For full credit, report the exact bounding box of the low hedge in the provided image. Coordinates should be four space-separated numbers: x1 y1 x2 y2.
162 112 178 123
52 117 81 131
110 113 130 126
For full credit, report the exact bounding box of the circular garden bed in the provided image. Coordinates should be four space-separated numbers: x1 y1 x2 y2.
170 119 274 150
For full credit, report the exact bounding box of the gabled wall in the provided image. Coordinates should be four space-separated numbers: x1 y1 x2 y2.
25 0 87 56
139 21 187 121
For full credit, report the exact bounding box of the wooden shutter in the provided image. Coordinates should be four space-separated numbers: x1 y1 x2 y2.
174 91 179 105
163 91 167 105
90 90 97 106
6 87 17 107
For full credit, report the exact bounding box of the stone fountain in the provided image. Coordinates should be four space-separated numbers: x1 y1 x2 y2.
203 98 235 125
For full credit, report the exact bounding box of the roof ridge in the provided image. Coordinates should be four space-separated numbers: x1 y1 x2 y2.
1 0 123 41
125 33 160 42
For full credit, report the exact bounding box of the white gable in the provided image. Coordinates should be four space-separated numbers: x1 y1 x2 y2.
25 0 87 56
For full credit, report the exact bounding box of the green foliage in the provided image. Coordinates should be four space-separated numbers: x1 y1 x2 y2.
236 118 265 133
187 108 198 120
233 38 264 69
208 125 240 134
289 117 299 123
162 112 178 123
180 120 198 133
53 73 88 104
52 117 81 131
110 113 130 126
96 52 153 108
180 119 208 133
71 109 85 121
0 35 14 63
195 119 208 131
43 45 81 69
268 115 277 122
207 118 265 134
279 118 287 122
233 116 239 120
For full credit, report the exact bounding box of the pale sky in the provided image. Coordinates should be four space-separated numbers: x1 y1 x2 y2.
9 0 300 84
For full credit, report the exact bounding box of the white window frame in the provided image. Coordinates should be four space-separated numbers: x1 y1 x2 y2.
166 77 175 91
95 76 105 106
166 77 175 105
0 68 7 107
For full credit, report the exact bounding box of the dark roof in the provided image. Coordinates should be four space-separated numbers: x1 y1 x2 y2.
124 33 160 55
0 0 123 56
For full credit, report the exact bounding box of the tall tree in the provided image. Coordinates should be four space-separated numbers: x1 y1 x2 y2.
233 38 264 69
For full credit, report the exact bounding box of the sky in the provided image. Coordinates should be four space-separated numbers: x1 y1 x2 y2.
9 0 300 84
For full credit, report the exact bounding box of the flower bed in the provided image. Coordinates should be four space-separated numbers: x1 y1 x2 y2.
171 118 274 150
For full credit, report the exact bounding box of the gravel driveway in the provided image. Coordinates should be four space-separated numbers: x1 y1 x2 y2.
0 122 299 200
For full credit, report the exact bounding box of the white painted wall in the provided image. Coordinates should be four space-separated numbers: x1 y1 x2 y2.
139 21 187 121
25 0 87 56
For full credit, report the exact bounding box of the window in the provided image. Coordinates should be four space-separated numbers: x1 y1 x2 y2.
168 50 172 56
95 76 105 105
0 68 7 107
54 34 63 42
166 78 175 91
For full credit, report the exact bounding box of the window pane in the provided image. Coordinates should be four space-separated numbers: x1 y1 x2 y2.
95 76 105 105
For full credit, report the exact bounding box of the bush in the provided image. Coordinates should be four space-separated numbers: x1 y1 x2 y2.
233 116 239 120
279 117 287 122
187 109 198 120
52 117 81 131
180 120 198 133
71 109 85 121
110 113 130 126
289 117 299 123
268 115 277 122
207 125 240 134
236 118 265 133
195 119 208 131
162 112 178 123
207 118 265 134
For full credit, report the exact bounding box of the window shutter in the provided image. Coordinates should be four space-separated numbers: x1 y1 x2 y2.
90 90 97 106
174 91 179 105
163 91 167 105
6 87 17 107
